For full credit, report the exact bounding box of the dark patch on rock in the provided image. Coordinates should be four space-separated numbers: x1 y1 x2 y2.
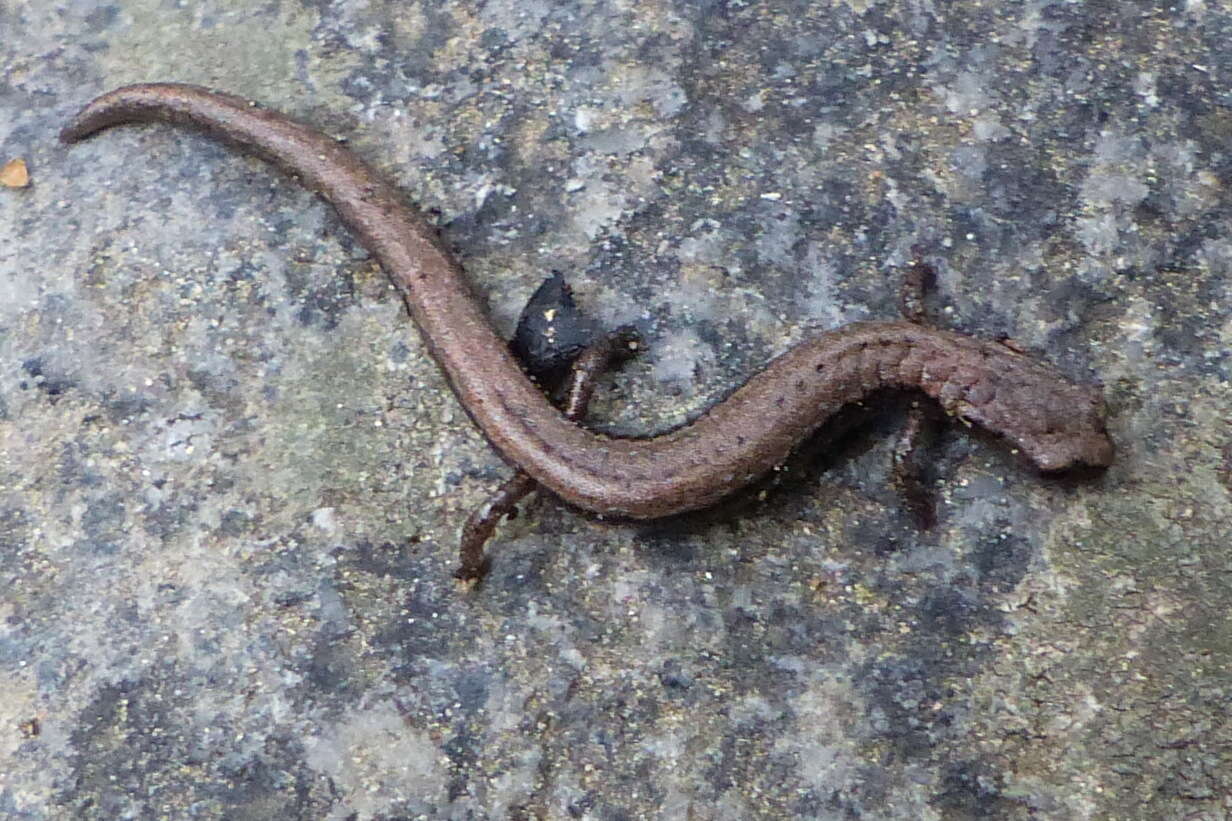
20 357 75 400
931 760 1020 820
970 532 1031 594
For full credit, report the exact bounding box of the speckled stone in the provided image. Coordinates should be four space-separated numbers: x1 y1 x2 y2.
2 2 1230 819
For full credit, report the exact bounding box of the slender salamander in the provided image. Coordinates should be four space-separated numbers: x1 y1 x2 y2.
61 84 1114 529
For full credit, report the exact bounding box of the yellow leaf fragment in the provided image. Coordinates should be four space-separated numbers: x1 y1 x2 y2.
1 158 30 188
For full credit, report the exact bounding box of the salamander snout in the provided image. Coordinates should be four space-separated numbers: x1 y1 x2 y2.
1017 386 1114 472
956 367 1114 473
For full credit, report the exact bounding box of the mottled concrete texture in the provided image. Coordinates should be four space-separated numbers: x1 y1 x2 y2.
2 2 1230 819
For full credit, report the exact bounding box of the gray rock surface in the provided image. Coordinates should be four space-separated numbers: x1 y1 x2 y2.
2 2 1230 818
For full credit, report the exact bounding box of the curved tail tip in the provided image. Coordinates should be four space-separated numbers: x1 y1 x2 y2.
59 121 88 144
60 102 103 144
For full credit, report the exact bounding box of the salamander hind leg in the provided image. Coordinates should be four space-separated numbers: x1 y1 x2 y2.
455 275 640 583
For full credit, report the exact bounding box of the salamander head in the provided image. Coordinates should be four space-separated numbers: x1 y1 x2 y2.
955 361 1114 473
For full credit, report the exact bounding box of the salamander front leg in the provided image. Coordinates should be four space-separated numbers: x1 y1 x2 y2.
892 252 943 528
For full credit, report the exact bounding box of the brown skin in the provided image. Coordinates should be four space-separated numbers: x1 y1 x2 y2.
457 327 640 581
61 84 1114 526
